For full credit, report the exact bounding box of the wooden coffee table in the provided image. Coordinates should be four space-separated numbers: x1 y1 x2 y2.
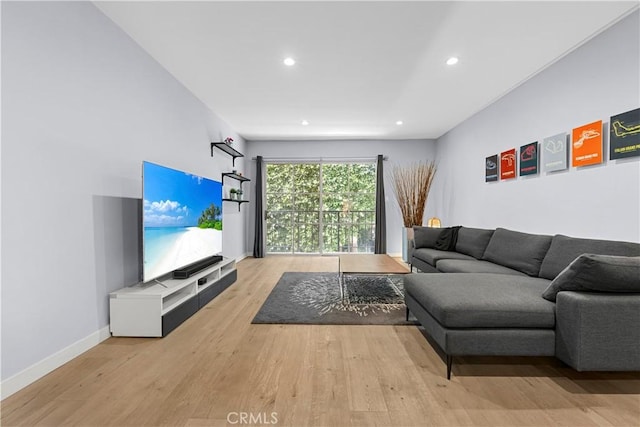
338 254 410 287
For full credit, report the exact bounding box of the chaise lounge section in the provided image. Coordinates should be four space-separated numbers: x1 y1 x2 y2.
405 226 640 379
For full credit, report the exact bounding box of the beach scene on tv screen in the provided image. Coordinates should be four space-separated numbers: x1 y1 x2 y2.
143 162 222 281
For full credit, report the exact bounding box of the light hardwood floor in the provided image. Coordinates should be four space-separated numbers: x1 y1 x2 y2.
2 256 639 426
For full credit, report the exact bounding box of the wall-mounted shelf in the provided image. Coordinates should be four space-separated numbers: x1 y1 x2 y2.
211 143 250 211
222 173 250 212
222 172 250 183
211 142 244 167
222 199 249 211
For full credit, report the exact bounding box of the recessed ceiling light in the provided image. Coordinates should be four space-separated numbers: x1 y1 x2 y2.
446 57 459 66
301 120 309 126
396 120 403 126
284 57 296 66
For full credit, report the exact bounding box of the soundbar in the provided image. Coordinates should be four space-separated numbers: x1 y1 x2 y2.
172 255 223 279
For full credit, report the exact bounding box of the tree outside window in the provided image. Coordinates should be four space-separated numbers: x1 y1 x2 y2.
266 162 376 254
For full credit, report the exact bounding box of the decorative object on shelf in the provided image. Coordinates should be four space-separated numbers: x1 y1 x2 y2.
427 217 442 228
224 137 234 146
610 108 640 160
390 160 437 262
232 169 237 174
221 172 250 210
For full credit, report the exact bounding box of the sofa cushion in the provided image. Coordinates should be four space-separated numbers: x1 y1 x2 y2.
436 259 527 276
404 273 555 328
413 226 442 249
542 254 640 302
433 226 462 251
539 234 640 280
482 228 552 276
455 227 495 259
413 248 476 267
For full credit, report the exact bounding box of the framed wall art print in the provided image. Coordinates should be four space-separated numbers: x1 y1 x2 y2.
610 108 640 160
572 120 603 167
543 132 568 172
500 149 517 180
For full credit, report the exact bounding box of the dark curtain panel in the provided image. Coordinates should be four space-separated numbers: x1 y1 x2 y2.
253 156 265 258
374 154 387 254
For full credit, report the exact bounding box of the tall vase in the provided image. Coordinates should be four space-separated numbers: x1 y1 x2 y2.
402 227 415 263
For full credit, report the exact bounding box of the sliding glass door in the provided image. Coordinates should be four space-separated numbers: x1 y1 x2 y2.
265 163 320 253
320 163 376 253
266 162 376 254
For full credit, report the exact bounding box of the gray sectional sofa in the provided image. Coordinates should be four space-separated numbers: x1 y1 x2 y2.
404 226 640 379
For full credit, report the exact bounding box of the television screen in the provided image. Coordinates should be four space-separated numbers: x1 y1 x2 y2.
142 161 223 282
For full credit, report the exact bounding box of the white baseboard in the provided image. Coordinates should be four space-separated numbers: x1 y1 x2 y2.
235 253 405 261
1 325 111 400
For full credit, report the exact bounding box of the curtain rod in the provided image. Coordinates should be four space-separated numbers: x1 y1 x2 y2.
251 156 387 162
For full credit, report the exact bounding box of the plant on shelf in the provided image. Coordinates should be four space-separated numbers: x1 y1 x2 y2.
236 188 243 200
229 188 238 200
224 137 234 146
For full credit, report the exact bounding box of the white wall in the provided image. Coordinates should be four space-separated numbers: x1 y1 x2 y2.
245 139 437 255
1 1 247 387
432 11 640 242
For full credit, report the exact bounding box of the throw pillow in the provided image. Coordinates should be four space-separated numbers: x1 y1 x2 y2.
434 226 462 251
538 234 640 280
541 254 640 302
482 228 552 276
413 226 443 249
455 227 495 259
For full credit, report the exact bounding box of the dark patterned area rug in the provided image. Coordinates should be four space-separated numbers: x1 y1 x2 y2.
252 272 417 325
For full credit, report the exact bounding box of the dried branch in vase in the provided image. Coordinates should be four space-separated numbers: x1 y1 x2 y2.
390 161 437 227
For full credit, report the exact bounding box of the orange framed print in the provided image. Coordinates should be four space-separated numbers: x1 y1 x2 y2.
500 149 516 180
572 120 603 167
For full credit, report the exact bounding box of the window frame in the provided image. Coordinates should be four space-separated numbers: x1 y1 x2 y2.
265 160 376 255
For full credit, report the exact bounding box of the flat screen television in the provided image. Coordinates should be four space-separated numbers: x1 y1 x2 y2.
142 161 223 282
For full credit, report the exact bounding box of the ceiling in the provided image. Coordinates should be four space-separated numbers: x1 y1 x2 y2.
95 1 638 141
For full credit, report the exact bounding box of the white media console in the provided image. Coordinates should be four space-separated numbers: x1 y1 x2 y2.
109 258 237 337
